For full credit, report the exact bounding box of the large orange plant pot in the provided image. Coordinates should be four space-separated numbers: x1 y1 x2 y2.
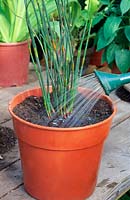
9 88 116 200
0 41 30 87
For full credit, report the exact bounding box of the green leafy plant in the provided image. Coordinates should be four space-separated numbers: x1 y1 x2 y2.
0 0 60 42
0 0 40 42
0 0 27 42
95 0 130 73
24 0 101 118
71 0 105 49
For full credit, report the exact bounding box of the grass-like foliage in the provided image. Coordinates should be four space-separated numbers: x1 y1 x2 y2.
24 0 100 118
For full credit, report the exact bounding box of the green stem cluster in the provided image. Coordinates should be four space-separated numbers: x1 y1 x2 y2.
24 0 93 118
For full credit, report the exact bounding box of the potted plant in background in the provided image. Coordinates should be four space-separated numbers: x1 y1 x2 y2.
73 0 112 73
0 0 41 87
9 0 116 200
95 0 130 73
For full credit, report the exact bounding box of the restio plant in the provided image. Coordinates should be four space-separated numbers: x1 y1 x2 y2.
95 0 130 73
24 0 102 118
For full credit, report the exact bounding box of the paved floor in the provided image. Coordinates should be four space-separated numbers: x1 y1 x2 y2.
0 67 130 200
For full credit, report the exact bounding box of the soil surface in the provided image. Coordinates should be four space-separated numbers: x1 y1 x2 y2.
0 126 16 154
13 95 113 128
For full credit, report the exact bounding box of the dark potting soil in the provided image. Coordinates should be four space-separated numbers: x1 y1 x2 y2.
13 95 113 128
0 126 16 154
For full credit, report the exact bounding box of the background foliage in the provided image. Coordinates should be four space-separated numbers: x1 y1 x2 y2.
95 0 130 73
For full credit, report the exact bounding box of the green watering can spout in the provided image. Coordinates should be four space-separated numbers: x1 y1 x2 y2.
94 70 130 95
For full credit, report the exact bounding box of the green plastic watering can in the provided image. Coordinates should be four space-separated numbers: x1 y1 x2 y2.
94 70 130 95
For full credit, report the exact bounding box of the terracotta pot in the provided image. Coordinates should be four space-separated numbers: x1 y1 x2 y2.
0 40 30 87
9 88 116 200
89 49 106 67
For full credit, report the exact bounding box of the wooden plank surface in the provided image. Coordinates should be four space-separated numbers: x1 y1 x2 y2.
0 160 22 198
0 82 39 123
112 100 130 128
0 185 34 200
88 118 130 200
0 144 19 171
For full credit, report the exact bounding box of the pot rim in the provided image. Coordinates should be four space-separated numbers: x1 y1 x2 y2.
0 39 31 47
9 87 116 132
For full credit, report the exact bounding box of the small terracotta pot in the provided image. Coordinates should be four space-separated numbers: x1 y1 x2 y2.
0 40 30 87
9 88 116 200
90 49 106 67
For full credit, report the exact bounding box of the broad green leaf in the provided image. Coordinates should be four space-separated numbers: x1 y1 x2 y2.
2 0 20 41
10 1 27 42
103 16 122 40
115 49 130 73
92 12 104 27
46 0 80 16
70 2 81 29
106 43 121 64
0 0 80 42
114 29 129 49
120 0 130 15
85 0 100 17
46 0 81 29
0 0 32 42
0 7 10 42
99 0 110 5
75 9 92 27
124 26 130 42
97 27 115 50
75 11 86 27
